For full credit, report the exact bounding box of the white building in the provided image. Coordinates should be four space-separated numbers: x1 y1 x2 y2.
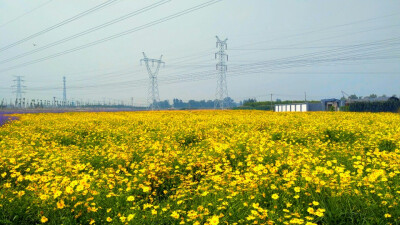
275 103 308 112
275 99 343 112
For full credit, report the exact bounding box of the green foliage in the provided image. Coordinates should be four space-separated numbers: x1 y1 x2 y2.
271 132 283 141
235 105 272 111
323 129 357 144
378 139 397 152
348 101 400 112
340 106 349 112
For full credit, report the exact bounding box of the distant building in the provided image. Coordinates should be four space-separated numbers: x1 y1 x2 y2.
275 103 308 112
321 99 341 111
275 99 343 112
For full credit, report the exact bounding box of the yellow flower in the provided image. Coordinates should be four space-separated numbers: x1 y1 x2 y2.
201 191 209 196
271 194 279 200
127 214 135 221
305 222 318 225
76 184 84 192
151 209 157 215
127 196 135 201
246 215 256 220
17 190 25 197
40 194 49 201
106 217 112 222
65 186 74 194
142 185 151 193
89 218 95 224
209 215 219 225
143 203 153 209
294 187 301 193
53 190 62 199
384 213 391 218
40 216 48 223
120 216 126 222
315 208 325 217
57 199 65 209
171 211 180 219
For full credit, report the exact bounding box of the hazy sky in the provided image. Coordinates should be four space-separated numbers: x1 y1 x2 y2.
0 0 399 105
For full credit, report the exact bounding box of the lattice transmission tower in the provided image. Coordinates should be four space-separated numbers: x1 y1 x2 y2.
12 76 26 108
140 52 165 110
214 36 228 109
12 76 25 99
63 76 67 105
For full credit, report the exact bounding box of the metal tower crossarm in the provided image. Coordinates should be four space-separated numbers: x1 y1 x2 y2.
140 52 165 110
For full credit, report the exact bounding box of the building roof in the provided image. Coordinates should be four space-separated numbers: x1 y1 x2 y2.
321 98 341 103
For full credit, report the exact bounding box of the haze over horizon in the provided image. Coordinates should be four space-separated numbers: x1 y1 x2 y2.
1 0 399 105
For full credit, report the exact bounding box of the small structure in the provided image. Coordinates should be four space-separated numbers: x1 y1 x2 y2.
275 103 308 112
321 99 341 111
275 99 342 112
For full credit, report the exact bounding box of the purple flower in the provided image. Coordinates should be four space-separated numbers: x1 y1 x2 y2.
0 114 17 126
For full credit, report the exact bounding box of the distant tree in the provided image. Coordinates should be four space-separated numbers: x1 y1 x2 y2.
381 94 387 98
172 98 224 109
369 94 377 98
206 100 214 108
188 100 197 109
349 94 358 100
242 98 257 107
276 99 282 102
158 100 170 109
224 97 235 108
243 98 257 104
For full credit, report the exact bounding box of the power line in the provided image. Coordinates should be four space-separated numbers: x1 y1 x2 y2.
0 0 119 53
0 0 171 65
0 0 222 73
231 11 400 50
4 9 395 79
0 0 54 29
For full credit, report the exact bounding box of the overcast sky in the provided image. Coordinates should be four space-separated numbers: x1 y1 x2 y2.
0 0 399 105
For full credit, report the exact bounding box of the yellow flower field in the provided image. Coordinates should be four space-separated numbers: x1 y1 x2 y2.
0 111 399 224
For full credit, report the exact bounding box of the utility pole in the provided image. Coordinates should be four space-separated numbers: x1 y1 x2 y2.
270 93 273 111
12 76 25 108
141 52 164 111
305 92 307 102
214 36 228 109
63 76 67 106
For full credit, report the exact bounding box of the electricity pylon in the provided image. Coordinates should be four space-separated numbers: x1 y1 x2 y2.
214 36 228 109
63 76 67 106
12 76 25 99
140 52 164 110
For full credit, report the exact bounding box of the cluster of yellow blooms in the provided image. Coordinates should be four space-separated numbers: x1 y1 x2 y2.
0 110 399 224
